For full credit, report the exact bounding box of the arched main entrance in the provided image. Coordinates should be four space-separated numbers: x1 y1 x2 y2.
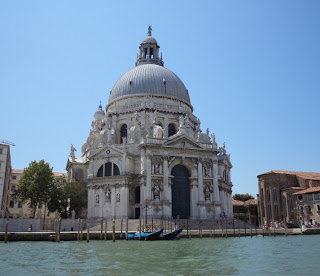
171 165 190 219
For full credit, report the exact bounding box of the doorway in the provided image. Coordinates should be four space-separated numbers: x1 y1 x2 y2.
171 165 190 219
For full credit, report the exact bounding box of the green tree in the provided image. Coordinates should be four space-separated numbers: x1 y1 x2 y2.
47 178 87 219
233 193 254 202
13 160 54 218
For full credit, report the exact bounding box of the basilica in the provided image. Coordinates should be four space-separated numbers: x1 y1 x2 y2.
66 28 233 220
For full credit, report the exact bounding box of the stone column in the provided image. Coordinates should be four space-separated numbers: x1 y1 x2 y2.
190 179 198 218
88 161 94 178
198 159 204 202
163 155 169 200
146 154 152 200
87 186 93 218
163 116 168 138
111 186 116 218
212 160 220 203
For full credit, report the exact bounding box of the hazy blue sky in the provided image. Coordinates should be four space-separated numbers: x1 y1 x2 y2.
1 1 319 196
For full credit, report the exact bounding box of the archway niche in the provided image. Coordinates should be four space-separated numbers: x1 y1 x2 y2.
171 165 190 219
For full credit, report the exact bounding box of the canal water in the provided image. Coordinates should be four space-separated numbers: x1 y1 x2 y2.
1 235 320 275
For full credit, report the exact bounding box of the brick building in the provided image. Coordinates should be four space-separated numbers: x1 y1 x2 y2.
257 170 320 227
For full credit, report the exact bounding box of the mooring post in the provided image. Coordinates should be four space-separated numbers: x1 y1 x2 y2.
225 218 228 239
56 218 61 242
100 219 103 240
213 219 215 239
112 219 115 242
87 219 90 242
120 219 123 240
262 224 264 237
255 219 258 237
238 218 240 238
198 218 202 239
126 217 128 241
273 223 276 237
244 220 246 237
284 222 287 237
104 220 107 240
152 216 154 232
139 216 141 241
210 218 213 238
171 217 173 232
77 218 80 241
80 219 83 241
5 217 9 243
233 218 235 238
221 220 224 238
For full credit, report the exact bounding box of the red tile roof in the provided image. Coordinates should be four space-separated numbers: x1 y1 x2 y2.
293 186 320 195
12 169 67 177
258 170 320 180
232 199 258 206
282 187 305 191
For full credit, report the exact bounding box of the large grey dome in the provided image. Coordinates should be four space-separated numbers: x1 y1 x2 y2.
108 64 190 104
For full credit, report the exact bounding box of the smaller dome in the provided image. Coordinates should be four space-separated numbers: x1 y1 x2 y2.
94 104 105 120
142 35 157 44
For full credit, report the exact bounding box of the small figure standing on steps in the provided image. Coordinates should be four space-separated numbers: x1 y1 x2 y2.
29 224 32 232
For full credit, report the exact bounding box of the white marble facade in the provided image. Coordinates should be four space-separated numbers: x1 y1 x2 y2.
66 28 233 220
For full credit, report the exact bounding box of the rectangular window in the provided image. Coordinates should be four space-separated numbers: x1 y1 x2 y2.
18 201 22 208
314 193 320 201
308 205 312 212
317 205 320 211
12 175 17 180
11 185 16 192
298 195 303 201
289 198 294 213
9 200 14 208
300 206 304 214
307 194 313 201
0 148 3 154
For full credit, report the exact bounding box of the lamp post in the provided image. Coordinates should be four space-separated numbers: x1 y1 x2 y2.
140 199 152 225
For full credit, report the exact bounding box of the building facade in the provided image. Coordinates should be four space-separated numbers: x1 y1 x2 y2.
7 169 66 219
67 29 233 220
257 170 320 227
0 142 11 218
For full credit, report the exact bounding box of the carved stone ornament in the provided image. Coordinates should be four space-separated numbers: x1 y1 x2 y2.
206 206 212 213
168 156 175 165
203 182 213 201
105 188 111 203
152 179 163 200
152 156 163 175
153 206 162 213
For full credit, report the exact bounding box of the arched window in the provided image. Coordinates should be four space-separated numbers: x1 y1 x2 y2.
168 124 176 137
97 162 121 177
97 165 103 177
120 124 127 143
113 164 120 176
105 162 112 176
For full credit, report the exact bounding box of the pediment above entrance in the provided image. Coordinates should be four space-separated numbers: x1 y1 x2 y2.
89 145 125 159
164 134 203 150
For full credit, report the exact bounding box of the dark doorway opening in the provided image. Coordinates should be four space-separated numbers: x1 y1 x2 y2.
135 207 140 219
171 165 190 219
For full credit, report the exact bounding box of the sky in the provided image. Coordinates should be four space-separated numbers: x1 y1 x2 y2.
1 1 320 197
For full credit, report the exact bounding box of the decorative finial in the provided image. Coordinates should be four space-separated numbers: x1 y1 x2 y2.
148 25 152 36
